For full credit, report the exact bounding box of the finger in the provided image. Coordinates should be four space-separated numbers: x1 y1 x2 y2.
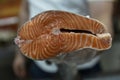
13 61 26 78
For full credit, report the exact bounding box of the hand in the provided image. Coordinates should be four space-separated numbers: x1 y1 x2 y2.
13 53 27 78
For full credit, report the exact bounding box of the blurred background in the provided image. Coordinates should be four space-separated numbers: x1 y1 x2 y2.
0 0 120 80
0 0 21 80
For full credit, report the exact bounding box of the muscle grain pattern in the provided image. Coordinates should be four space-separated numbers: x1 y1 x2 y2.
15 10 112 60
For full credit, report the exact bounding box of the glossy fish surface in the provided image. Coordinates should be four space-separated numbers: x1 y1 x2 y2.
15 10 112 60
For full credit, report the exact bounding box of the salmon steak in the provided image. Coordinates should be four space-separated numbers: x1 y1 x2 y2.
14 10 112 60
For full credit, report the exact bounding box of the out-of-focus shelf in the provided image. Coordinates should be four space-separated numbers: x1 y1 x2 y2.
0 0 21 18
0 17 19 31
0 0 22 31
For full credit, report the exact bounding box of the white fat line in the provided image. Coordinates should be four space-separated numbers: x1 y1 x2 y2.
96 38 98 49
87 18 91 32
96 23 101 33
92 21 95 34
74 35 78 50
79 33 83 47
32 43 36 56
98 38 102 49
29 45 32 59
55 19 59 28
37 14 42 23
40 12 48 23
90 36 94 48
41 48 45 60
44 47 49 58
33 42 36 56
84 34 89 47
